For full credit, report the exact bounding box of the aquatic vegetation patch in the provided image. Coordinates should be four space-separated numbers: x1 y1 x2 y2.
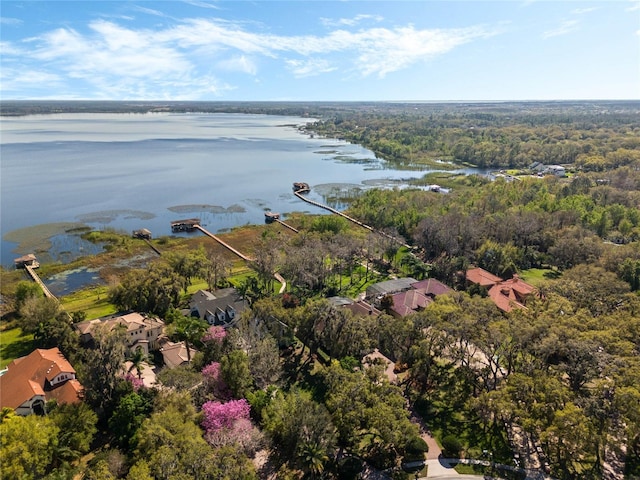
3 222 89 256
76 210 155 224
168 204 247 214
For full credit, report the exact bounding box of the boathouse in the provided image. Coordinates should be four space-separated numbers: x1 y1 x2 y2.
171 218 200 232
132 228 152 239
264 211 280 223
14 254 39 269
293 182 310 193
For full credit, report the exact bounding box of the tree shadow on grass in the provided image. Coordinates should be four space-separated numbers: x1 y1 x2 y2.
1 336 34 366
543 270 562 280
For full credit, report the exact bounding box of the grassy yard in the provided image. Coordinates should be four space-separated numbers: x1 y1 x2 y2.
60 286 118 320
0 326 34 368
520 267 561 286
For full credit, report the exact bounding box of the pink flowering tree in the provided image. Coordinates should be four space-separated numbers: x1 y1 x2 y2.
201 399 262 453
201 399 250 433
203 325 226 343
202 325 227 361
201 361 230 399
124 372 144 391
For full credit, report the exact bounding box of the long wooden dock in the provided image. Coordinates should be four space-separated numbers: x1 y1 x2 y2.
293 190 411 248
25 265 57 300
193 224 254 261
275 218 299 233
142 238 162 256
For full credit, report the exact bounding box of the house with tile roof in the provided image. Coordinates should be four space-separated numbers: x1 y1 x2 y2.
0 347 83 415
159 340 198 368
327 296 382 317
368 277 453 318
466 268 538 313
465 267 503 287
75 312 165 355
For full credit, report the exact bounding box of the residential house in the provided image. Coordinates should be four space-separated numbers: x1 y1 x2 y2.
365 277 453 318
159 340 198 368
76 312 165 355
466 267 503 287
328 296 381 317
0 347 83 415
189 288 248 327
366 278 418 302
466 267 538 313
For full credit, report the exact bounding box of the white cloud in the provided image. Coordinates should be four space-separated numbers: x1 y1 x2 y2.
0 41 26 56
343 25 497 77
0 67 64 94
1 14 499 98
285 58 336 78
571 7 597 15
131 5 171 18
0 17 23 26
182 0 221 9
542 20 579 39
626 1 640 12
217 55 257 75
320 14 383 28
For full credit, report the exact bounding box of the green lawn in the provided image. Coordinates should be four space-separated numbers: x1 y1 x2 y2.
0 327 34 368
60 286 118 320
520 267 561 286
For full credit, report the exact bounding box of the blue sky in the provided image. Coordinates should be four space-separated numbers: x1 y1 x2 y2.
1 1 639 101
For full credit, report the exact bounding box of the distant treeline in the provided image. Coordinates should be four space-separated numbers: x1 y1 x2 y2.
4 100 639 172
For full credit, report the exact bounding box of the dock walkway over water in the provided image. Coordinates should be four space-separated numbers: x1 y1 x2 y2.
193 224 254 261
293 185 411 249
24 265 57 300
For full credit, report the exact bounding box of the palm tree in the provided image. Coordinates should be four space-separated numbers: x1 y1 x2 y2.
172 315 207 363
127 346 151 379
298 440 329 479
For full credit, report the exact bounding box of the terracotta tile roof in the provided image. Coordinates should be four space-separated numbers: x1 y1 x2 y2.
48 379 84 405
391 290 433 317
0 348 82 412
487 275 536 312
411 278 453 296
344 300 381 317
160 341 197 369
76 312 164 339
465 268 503 287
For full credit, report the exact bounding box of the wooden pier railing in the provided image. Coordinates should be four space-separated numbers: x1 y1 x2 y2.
275 218 299 233
293 190 411 248
25 265 57 300
194 224 254 261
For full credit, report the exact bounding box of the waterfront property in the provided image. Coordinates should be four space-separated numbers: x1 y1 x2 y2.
0 347 84 415
75 312 165 355
189 288 248 327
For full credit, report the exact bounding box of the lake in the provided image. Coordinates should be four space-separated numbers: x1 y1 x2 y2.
1 112 483 267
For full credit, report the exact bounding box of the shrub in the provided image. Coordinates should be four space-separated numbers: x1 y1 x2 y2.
405 436 429 456
441 434 462 458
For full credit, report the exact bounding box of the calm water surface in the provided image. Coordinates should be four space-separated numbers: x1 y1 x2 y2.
1 112 479 267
